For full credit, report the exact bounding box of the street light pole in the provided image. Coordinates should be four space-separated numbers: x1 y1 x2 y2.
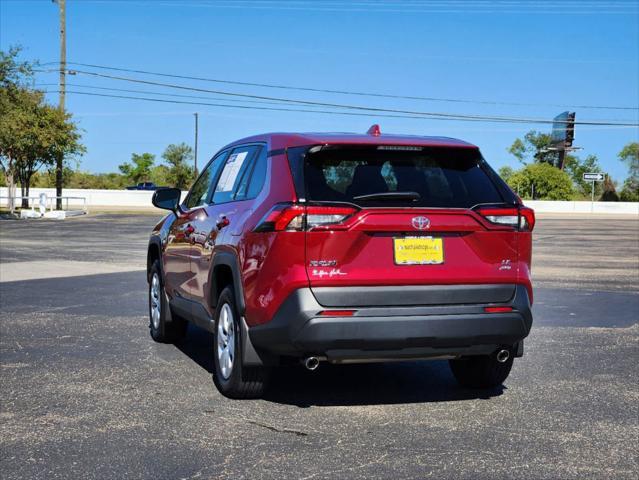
194 112 199 177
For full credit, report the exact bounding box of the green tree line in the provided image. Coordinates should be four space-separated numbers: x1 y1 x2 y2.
2 143 193 191
499 131 638 202
0 143 197 191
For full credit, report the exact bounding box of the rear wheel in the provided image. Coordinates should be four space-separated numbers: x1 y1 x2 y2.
212 286 268 399
148 260 187 343
449 352 514 389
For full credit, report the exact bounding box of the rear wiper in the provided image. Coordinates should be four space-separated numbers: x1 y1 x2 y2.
353 191 421 201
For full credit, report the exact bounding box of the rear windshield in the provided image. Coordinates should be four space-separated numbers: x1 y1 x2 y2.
301 145 505 208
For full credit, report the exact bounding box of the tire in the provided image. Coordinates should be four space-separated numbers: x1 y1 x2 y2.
212 286 268 399
449 352 514 389
148 260 187 343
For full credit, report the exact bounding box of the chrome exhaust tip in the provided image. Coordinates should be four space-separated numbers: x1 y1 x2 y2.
496 349 510 363
303 357 320 371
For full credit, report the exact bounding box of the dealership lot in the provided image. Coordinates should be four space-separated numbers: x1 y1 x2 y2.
1 214 637 479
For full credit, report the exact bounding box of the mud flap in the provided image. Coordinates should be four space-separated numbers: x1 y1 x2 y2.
241 316 266 366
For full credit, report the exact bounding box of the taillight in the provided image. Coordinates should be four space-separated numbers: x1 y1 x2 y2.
254 203 357 232
253 204 305 232
475 206 535 231
519 207 535 232
519 207 535 231
306 205 357 229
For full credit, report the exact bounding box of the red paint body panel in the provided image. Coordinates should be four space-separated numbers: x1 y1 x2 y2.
222 132 478 152
241 231 308 327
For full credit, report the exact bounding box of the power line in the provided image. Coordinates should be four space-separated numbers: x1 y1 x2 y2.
40 61 638 112
57 0 639 15
47 89 501 122
34 82 347 108
35 68 639 126
42 82 639 125
45 89 639 130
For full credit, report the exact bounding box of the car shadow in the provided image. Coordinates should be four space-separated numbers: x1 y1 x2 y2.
176 325 505 407
175 323 215 374
263 362 505 407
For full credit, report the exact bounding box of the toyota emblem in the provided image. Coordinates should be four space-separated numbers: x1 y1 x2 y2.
411 216 431 230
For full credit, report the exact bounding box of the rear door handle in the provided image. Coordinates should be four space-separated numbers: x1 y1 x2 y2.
216 216 230 230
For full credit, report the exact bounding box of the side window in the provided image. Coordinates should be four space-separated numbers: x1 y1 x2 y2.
245 148 267 199
233 147 260 200
184 150 229 209
212 145 259 204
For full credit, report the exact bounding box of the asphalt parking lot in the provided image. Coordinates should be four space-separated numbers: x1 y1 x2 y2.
1 213 638 479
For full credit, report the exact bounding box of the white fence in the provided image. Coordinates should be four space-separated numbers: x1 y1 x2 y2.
1 188 637 214
524 200 639 215
0 188 188 209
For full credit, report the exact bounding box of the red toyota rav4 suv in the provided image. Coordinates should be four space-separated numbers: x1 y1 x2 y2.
147 126 534 399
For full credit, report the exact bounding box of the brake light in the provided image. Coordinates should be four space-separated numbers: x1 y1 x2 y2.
318 310 356 317
254 204 357 232
484 306 514 313
519 207 535 231
476 206 535 231
253 204 304 232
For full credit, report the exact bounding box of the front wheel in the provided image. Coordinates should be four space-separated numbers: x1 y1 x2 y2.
212 287 269 399
148 260 187 343
449 352 514 389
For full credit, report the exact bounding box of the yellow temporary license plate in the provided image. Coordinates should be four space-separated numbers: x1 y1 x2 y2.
393 237 444 265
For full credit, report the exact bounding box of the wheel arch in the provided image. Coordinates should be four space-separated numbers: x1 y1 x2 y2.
210 251 246 315
147 236 163 281
210 251 266 366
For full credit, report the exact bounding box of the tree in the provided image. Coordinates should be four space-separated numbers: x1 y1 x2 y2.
618 142 639 201
564 154 604 199
600 176 619 202
162 143 195 189
0 47 83 210
38 164 74 189
506 163 574 200
0 46 34 87
0 47 36 212
0 88 37 211
149 165 171 187
14 101 84 207
498 166 515 182
119 153 155 184
507 130 559 166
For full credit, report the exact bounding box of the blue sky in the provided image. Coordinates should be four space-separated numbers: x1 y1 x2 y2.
1 0 638 180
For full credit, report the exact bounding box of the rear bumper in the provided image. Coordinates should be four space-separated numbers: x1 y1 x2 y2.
248 284 532 364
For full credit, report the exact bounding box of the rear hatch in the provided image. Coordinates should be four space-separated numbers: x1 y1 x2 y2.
284 144 533 306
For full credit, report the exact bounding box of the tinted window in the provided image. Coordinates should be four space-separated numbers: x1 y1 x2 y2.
304 146 504 208
234 147 263 200
184 150 229 209
212 146 259 204
245 148 267 199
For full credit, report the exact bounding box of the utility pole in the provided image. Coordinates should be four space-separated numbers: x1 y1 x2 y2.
54 0 66 209
194 112 199 177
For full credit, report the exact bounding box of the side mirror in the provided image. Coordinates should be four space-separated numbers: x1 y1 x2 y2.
152 187 181 213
